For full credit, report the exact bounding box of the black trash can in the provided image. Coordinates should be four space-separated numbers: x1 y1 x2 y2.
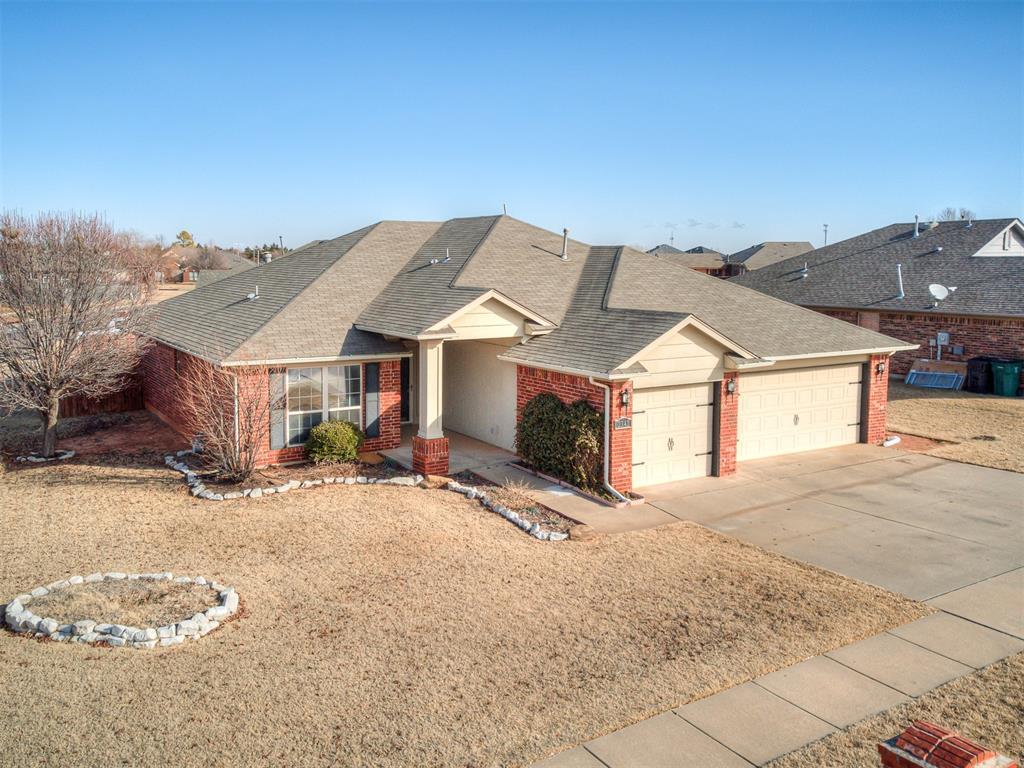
966 357 995 394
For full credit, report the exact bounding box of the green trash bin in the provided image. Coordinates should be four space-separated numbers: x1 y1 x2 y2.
990 361 1022 397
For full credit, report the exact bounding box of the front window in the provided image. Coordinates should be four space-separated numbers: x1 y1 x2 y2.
287 367 324 446
285 364 363 446
327 365 361 425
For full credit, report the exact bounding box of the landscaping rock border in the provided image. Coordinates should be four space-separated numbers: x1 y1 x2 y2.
164 450 567 541
15 449 75 463
164 450 425 501
3 573 238 649
445 480 569 541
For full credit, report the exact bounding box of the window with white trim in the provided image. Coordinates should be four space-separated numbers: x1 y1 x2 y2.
287 367 324 446
285 365 363 446
327 365 362 425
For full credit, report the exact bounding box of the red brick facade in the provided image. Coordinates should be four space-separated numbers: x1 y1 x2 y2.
412 435 449 475
865 354 890 444
716 372 739 476
514 365 633 493
816 307 1024 376
140 342 402 467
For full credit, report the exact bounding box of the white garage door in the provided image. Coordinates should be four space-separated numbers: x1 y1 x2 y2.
737 364 862 461
632 383 714 487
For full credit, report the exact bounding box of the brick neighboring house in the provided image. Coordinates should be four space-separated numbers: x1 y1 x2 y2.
731 218 1024 385
141 215 913 493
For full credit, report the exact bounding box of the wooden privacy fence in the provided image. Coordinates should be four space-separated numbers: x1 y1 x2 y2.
59 380 143 418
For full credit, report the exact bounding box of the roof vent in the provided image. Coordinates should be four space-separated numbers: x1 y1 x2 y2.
246 286 259 301
561 229 569 261
896 264 905 299
965 218 973 229
260 252 273 264
800 262 809 279
913 215 920 238
928 218 939 230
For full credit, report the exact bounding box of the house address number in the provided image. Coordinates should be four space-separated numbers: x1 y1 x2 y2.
613 417 632 429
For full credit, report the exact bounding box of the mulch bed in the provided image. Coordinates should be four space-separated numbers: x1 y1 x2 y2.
451 470 576 534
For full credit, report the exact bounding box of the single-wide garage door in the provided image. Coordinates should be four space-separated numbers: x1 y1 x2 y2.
738 364 862 461
632 383 714 487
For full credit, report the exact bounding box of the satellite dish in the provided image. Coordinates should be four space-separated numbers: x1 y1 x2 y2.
928 284 949 301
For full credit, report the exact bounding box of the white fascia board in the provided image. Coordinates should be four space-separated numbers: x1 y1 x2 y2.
767 344 919 361
493 355 635 381
221 351 412 367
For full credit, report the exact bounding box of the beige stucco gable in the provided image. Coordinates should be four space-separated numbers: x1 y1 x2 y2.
630 323 729 388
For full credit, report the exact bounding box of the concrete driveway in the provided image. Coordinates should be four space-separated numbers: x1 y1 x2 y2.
641 445 1024 601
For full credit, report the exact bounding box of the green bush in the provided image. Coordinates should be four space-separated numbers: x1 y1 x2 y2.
516 393 603 491
307 420 364 464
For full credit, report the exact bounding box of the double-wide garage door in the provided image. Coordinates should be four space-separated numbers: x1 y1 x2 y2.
632 383 714 487
737 364 862 461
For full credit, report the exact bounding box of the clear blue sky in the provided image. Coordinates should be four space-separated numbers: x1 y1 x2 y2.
2 1 1021 253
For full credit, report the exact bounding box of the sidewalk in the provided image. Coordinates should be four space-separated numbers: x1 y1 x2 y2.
532 569 1024 767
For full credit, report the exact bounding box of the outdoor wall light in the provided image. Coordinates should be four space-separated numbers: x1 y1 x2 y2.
876 361 886 375
726 378 736 394
620 389 630 406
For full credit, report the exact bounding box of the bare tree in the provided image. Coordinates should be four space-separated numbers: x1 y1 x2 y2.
178 360 274 482
0 212 156 456
191 244 234 270
937 207 977 222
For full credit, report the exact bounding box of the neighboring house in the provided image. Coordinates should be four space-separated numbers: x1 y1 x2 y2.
650 242 815 278
159 245 253 284
647 244 730 277
141 215 913 492
732 218 1024 377
723 241 814 278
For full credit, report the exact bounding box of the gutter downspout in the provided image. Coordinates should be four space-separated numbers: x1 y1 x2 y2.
588 377 629 503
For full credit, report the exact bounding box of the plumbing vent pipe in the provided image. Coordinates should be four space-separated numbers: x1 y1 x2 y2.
896 263 905 299
561 229 569 261
913 215 920 238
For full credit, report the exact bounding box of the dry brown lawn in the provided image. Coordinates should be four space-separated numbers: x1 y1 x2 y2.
887 382 1024 473
27 580 217 627
0 458 927 767
769 653 1024 767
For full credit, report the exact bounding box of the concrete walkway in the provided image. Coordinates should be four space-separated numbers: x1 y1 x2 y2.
534 581 1024 767
528 447 1024 767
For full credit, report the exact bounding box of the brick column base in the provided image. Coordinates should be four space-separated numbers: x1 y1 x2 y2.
412 435 449 476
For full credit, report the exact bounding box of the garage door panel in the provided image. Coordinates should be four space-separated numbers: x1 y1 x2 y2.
632 383 714 487
738 364 862 462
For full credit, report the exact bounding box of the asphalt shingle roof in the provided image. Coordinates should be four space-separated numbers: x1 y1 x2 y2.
727 241 814 270
732 219 1024 317
148 214 917 373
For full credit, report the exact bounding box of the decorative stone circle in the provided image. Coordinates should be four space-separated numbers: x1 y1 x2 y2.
15 449 75 463
3 573 239 649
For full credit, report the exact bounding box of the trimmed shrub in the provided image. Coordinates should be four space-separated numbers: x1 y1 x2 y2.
307 420 364 464
516 393 603 491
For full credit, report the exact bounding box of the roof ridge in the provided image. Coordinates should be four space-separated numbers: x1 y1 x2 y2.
447 214 503 288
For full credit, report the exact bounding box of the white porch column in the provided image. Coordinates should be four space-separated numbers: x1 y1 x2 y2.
417 339 444 439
